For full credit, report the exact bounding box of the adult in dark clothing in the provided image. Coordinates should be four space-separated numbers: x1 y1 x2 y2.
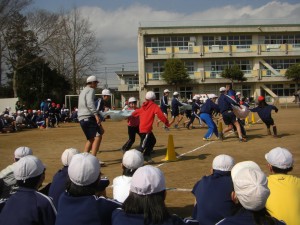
157 89 171 129
250 96 279 137
192 155 236 225
200 94 220 140
218 87 246 142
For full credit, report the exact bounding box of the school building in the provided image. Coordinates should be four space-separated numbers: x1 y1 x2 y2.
117 22 300 105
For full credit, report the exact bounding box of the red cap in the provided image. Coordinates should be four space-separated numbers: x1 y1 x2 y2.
258 96 265 101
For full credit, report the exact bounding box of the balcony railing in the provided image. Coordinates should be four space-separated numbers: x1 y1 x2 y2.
145 43 300 57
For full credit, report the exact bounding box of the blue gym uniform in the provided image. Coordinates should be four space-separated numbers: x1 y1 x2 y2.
48 166 69 208
192 170 235 225
200 99 220 139
112 208 199 225
55 192 121 225
171 98 183 117
160 95 169 114
0 187 57 225
250 104 278 128
216 208 286 225
218 94 240 125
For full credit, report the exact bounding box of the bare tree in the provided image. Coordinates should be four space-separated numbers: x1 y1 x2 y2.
61 7 102 94
0 0 32 85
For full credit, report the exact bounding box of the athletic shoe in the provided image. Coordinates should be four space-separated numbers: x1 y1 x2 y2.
99 160 107 166
218 133 224 141
164 127 170 131
174 124 179 129
144 156 154 164
202 137 212 141
239 138 247 142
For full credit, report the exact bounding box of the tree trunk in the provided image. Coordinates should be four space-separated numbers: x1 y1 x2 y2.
13 69 18 97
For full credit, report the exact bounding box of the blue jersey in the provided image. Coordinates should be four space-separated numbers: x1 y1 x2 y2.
171 98 183 115
0 187 56 225
55 192 121 225
216 208 286 225
218 94 239 114
250 104 278 122
192 170 235 225
200 99 220 115
48 166 69 208
112 208 198 225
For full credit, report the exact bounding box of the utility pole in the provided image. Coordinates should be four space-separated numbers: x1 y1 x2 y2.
104 67 108 89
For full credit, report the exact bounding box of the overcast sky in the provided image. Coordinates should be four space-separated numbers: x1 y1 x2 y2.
32 0 300 87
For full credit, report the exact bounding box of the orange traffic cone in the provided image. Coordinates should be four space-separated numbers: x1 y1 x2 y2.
245 116 249 126
162 134 178 162
251 112 256 124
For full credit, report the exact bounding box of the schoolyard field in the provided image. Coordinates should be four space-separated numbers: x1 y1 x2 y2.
1 107 299 217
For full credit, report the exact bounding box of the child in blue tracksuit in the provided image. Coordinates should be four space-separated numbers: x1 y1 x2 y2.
199 94 220 140
250 96 278 137
186 96 201 129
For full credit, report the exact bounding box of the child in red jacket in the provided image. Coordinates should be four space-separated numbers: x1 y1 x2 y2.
131 91 169 163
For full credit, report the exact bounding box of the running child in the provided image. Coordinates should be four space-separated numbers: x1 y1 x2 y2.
121 97 141 152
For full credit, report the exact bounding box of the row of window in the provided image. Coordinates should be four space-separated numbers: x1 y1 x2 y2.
264 59 300 69
150 84 295 100
144 33 300 47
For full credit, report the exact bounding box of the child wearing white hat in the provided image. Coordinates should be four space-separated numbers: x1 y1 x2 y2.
216 161 285 225
192 154 235 224
0 155 56 225
55 153 121 225
265 147 300 225
0 146 33 199
131 91 170 163
113 149 144 203
112 165 198 225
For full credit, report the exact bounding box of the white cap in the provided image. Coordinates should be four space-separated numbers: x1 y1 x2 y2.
14 155 45 181
212 154 235 171
208 94 218 99
102 89 111 95
68 153 100 186
86 75 99 83
130 165 165 195
164 89 170 93
192 95 200 100
231 161 261 180
145 91 156 100
219 87 226 92
47 98 51 102
236 92 241 95
32 110 37 113
173 91 179 96
232 164 270 211
14 147 33 159
265 147 293 169
128 97 137 103
61 148 80 166
188 99 193 103
122 149 144 170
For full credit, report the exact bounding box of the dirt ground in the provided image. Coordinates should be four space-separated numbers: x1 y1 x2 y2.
1 107 299 217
